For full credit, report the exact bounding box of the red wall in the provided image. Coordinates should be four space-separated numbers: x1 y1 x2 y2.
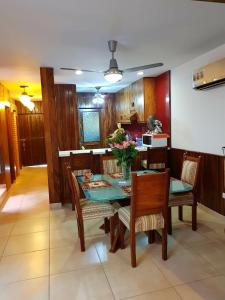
155 71 170 134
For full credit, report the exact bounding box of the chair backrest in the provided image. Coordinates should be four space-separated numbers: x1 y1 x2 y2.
70 152 94 172
130 170 170 220
147 147 168 170
100 154 121 174
65 163 83 218
181 153 201 192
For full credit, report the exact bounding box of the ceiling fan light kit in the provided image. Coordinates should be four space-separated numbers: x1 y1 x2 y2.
92 86 105 104
61 40 163 86
104 68 123 83
19 85 35 111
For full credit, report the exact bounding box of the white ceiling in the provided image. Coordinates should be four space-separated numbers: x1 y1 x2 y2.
1 0 225 96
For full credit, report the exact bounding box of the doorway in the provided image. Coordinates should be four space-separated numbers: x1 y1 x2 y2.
16 101 46 166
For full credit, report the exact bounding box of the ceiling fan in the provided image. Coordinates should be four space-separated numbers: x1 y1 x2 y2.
61 40 163 83
193 1 225 3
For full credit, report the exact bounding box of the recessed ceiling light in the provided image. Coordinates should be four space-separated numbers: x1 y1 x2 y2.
137 71 144 76
75 70 83 75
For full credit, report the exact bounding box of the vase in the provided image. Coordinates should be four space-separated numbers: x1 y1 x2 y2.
122 164 131 181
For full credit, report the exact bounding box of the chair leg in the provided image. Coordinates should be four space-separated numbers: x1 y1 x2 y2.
162 226 168 260
78 222 85 252
168 207 172 235
148 230 155 244
192 204 197 231
104 217 110 234
109 216 115 247
119 220 126 249
130 230 136 268
178 206 183 221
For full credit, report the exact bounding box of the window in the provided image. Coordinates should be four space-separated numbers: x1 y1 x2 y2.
82 110 100 143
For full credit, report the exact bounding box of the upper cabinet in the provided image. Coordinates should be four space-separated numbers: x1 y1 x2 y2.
115 77 156 123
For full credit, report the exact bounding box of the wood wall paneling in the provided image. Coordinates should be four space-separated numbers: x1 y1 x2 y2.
0 108 11 189
169 148 225 216
143 77 156 121
54 85 79 150
40 67 60 204
115 78 156 123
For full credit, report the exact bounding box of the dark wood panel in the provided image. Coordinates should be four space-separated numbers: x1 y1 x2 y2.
40 67 61 204
0 108 11 189
5 108 16 182
54 84 79 151
169 148 225 216
16 100 43 114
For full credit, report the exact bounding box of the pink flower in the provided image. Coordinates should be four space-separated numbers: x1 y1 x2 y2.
114 143 123 149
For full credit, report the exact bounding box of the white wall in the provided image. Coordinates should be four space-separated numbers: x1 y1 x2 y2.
171 43 225 156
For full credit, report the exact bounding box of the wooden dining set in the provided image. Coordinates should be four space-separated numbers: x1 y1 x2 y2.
64 150 201 268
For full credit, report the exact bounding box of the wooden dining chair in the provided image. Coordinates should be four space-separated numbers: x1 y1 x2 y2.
118 170 170 267
100 153 121 174
64 159 92 211
168 153 201 234
70 152 94 172
142 147 168 170
66 164 115 251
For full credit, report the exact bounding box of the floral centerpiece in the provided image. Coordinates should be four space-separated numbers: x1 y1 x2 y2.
106 128 138 180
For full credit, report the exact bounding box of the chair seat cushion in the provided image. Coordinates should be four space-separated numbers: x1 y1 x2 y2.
73 169 91 176
141 160 165 170
80 199 114 220
118 206 164 232
169 192 194 207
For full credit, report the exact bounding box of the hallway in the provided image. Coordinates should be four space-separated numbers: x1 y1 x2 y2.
0 167 225 299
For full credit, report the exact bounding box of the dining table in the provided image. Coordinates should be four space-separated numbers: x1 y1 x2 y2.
77 170 193 252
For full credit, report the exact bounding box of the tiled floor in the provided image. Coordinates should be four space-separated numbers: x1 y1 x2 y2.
0 167 225 300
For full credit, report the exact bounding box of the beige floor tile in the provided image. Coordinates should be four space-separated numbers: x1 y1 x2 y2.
189 240 225 272
50 214 76 231
103 257 171 299
150 244 218 285
0 276 49 300
175 275 225 300
0 237 8 256
127 287 181 300
0 250 49 285
95 236 171 299
3 231 49 256
50 228 77 248
50 266 114 300
0 223 14 238
84 218 107 237
170 223 209 249
50 242 100 274
11 217 49 235
17 210 49 221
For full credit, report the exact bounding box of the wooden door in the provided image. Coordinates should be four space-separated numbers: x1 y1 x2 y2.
18 112 46 166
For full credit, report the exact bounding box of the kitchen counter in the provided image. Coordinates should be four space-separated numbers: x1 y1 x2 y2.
58 146 147 157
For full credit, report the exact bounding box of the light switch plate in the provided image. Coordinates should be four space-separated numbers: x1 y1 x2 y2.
223 193 225 199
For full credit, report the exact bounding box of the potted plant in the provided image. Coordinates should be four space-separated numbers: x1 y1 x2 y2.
106 128 138 180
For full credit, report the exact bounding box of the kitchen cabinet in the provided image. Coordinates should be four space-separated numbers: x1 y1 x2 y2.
115 77 156 123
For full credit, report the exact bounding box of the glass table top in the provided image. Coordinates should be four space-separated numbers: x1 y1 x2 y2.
77 170 193 202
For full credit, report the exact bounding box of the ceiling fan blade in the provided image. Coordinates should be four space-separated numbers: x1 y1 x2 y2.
60 68 103 73
193 0 225 3
123 63 163 73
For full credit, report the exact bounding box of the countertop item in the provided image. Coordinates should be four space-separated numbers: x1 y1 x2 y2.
58 146 147 157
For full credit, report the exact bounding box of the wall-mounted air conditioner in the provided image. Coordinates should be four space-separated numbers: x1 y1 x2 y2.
193 58 225 90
